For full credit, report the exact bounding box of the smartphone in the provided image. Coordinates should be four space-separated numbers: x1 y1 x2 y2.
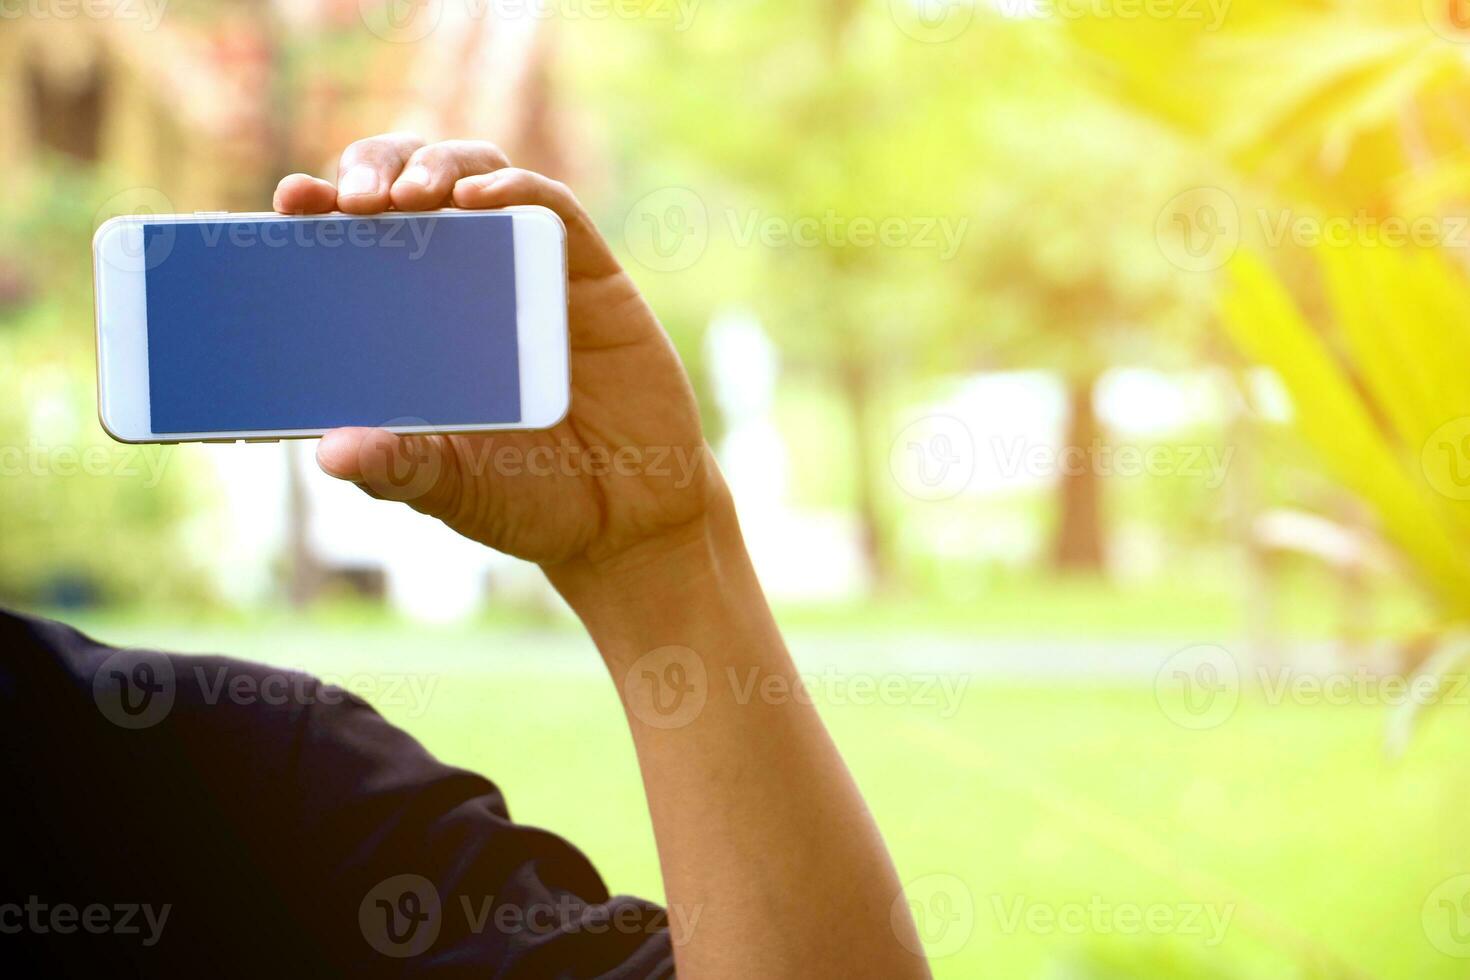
92 207 570 444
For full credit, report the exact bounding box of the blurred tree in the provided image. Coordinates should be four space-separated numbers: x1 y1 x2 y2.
577 5 1211 581
570 6 1030 586
0 165 212 607
966 94 1211 572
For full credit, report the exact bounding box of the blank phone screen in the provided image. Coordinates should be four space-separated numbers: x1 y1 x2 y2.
142 213 521 434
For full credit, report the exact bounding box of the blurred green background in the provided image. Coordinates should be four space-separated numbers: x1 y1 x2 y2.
8 1 1470 976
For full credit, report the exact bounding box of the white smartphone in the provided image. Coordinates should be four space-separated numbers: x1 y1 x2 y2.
92 207 570 444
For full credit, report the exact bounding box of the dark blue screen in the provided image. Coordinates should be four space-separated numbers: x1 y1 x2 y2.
143 214 520 433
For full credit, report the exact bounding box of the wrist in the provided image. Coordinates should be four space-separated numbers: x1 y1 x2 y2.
544 486 771 673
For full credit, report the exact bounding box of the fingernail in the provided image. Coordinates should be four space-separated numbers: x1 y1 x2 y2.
398 164 432 188
338 166 379 197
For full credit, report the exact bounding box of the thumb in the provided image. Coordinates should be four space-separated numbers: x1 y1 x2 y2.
317 427 459 513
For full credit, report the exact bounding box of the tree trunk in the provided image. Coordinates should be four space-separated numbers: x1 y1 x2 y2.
1051 374 1106 573
25 46 107 162
255 6 322 608
837 354 893 592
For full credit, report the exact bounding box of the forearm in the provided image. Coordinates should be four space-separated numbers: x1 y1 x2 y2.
282 135 922 975
547 491 929 979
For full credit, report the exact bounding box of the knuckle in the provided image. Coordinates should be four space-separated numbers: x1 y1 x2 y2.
345 132 422 165
341 139 382 167
479 141 512 168
385 131 426 152
443 139 510 171
402 145 442 173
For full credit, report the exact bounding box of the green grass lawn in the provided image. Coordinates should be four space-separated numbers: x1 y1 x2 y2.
61 611 1470 979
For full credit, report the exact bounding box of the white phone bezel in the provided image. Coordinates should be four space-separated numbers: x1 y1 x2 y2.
92 207 570 444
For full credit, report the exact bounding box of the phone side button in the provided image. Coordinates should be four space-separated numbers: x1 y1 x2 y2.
244 438 280 443
202 438 233 443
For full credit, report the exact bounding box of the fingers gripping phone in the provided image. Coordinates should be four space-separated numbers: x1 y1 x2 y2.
92 208 570 444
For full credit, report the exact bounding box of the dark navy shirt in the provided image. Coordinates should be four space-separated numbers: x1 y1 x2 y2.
0 608 674 978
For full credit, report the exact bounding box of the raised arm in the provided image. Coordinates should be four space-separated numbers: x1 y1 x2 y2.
273 133 929 979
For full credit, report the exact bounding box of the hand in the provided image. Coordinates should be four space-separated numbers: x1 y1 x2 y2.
272 134 720 572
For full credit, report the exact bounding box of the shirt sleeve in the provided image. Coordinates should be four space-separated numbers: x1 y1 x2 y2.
0 609 674 977
282 677 677 978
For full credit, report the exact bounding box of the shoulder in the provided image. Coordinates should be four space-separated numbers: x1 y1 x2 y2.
0 605 324 739
0 605 499 830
